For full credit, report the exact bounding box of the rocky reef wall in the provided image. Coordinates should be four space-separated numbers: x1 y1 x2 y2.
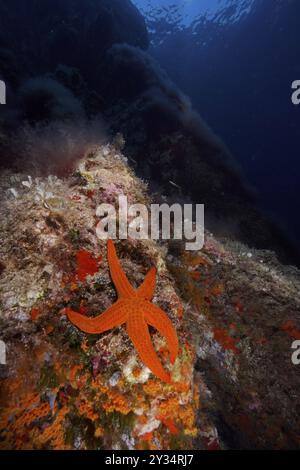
0 142 299 449
0 1 298 264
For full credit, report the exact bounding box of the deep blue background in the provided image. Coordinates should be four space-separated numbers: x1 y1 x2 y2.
133 0 300 244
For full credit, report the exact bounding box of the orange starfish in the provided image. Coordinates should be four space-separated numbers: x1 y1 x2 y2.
65 240 179 383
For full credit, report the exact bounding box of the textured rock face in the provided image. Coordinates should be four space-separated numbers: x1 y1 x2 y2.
99 44 300 265
0 144 200 450
0 0 298 264
0 0 149 82
0 142 300 450
168 239 300 449
0 1 299 450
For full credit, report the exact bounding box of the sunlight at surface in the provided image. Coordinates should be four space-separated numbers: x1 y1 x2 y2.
132 0 255 29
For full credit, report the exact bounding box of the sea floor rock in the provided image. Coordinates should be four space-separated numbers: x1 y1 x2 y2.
0 142 299 449
0 144 200 450
168 236 300 449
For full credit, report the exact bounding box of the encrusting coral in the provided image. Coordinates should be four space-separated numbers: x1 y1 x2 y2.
65 239 179 383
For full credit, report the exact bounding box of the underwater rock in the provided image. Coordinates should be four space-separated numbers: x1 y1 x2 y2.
0 0 148 78
18 77 84 124
96 43 300 266
0 142 300 449
168 236 300 449
0 0 298 265
0 144 199 450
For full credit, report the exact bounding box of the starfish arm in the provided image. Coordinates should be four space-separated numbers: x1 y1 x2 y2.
144 303 179 364
136 267 157 300
107 240 135 298
127 316 171 383
65 302 127 334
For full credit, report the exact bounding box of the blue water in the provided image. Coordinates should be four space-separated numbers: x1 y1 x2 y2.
133 0 300 246
133 0 255 42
